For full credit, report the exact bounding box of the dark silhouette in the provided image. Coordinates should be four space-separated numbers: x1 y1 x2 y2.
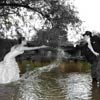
76 31 100 84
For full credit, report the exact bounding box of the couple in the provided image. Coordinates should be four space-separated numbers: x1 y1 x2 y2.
0 38 48 84
76 31 100 85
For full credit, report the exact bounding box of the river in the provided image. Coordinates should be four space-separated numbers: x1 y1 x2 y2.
0 64 100 100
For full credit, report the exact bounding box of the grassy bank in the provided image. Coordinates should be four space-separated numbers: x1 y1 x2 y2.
59 61 91 73
18 60 91 74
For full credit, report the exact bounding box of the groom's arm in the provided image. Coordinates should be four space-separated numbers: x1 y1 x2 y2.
87 39 99 56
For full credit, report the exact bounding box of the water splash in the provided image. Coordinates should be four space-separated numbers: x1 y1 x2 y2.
1 47 93 100
57 48 67 61
16 48 67 100
16 66 93 100
17 60 61 100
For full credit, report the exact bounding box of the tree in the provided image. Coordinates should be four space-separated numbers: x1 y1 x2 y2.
0 0 81 40
34 27 67 47
32 0 81 46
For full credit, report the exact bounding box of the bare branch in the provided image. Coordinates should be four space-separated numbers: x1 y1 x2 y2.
0 3 49 20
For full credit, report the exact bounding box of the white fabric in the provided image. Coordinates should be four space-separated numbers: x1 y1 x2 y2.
0 46 24 84
0 44 46 84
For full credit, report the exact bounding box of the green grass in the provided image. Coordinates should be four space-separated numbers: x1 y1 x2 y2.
18 60 91 74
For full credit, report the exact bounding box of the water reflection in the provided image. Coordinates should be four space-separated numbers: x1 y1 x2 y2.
91 82 100 100
1 68 100 100
38 72 92 100
59 73 92 100
16 67 100 100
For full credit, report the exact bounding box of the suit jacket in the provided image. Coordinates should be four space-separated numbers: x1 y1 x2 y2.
76 41 97 64
91 35 100 53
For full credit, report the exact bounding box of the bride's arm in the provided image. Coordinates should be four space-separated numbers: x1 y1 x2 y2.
22 45 49 51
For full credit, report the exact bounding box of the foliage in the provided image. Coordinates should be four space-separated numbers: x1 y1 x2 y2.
34 27 67 46
0 0 81 40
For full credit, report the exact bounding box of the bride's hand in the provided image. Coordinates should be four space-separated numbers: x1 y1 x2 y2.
95 52 99 56
41 45 49 48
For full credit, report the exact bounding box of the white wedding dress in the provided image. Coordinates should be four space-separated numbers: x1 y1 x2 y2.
0 43 47 84
0 45 24 84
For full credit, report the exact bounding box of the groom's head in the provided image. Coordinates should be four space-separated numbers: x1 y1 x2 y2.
83 31 92 38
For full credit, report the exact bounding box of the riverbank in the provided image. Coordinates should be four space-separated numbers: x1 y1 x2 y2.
18 60 91 74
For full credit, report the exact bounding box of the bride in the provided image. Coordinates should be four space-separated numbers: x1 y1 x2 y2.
0 38 47 84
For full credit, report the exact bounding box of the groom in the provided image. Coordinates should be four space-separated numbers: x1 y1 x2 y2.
77 31 100 83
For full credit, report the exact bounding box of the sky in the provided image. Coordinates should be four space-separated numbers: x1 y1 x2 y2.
67 0 100 43
74 0 100 32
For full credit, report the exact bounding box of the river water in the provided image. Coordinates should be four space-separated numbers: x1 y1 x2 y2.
0 64 100 100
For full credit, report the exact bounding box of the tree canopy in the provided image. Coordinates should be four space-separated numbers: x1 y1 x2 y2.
0 0 81 41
